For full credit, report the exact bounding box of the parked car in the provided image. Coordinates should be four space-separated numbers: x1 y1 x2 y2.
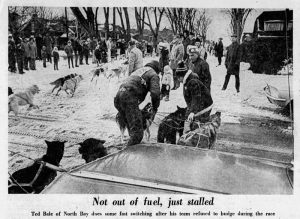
42 143 293 194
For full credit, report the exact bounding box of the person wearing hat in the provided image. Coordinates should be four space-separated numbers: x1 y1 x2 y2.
222 34 241 93
187 46 211 92
114 60 161 146
98 36 108 64
64 40 74 68
22 38 30 71
183 32 195 60
170 34 184 89
176 61 213 134
128 40 143 75
215 37 224 66
194 37 207 61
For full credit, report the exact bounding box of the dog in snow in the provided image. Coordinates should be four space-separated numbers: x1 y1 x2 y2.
50 73 77 95
106 65 128 82
90 65 108 86
8 85 40 116
116 102 153 143
56 75 83 97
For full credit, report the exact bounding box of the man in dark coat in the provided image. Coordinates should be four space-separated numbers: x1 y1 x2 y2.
72 38 80 67
215 38 224 66
222 34 241 93
43 33 53 63
15 38 25 74
98 37 108 63
188 46 212 92
114 60 161 146
176 61 213 134
8 34 17 73
183 32 195 61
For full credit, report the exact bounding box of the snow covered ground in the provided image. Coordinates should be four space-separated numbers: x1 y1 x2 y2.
8 53 293 173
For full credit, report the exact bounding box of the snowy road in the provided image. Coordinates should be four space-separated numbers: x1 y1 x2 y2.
8 54 293 173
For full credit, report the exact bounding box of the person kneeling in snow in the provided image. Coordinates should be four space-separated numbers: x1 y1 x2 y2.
160 65 174 101
175 61 213 134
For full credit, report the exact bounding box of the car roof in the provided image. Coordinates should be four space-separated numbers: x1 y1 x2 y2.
42 143 293 194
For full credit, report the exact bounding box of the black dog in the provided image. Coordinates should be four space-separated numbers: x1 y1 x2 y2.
116 103 153 143
8 140 65 194
50 73 77 95
78 138 107 163
8 87 13 96
157 106 186 144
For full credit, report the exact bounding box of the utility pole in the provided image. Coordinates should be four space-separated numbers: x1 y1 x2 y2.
65 7 68 39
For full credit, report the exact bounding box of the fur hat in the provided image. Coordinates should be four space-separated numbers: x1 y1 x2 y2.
145 60 160 73
176 61 188 77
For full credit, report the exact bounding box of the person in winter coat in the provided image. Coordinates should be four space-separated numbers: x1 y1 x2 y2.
98 37 108 63
22 38 30 71
44 33 53 63
41 45 47 68
82 41 90 65
176 61 213 134
94 45 101 66
215 38 224 66
222 34 241 93
28 36 37 70
183 32 195 60
170 34 184 89
72 38 81 67
8 34 16 73
158 42 169 73
194 38 207 61
64 40 74 68
15 38 25 74
188 46 212 92
52 47 59 70
160 65 174 101
90 37 98 64
114 60 161 146
128 40 143 75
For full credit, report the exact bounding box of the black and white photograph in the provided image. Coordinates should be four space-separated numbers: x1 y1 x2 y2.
2 0 300 218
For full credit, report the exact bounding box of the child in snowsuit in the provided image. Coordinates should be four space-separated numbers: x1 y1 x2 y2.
160 65 174 101
52 47 59 70
41 46 47 68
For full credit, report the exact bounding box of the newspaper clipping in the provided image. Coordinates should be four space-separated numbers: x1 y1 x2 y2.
2 0 300 218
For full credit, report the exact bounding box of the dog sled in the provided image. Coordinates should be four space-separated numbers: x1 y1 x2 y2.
264 84 293 108
42 143 293 194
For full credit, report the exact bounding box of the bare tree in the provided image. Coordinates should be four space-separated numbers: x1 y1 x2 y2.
144 7 165 50
70 7 99 37
194 9 212 42
103 7 110 38
135 7 146 40
116 7 131 41
224 8 253 42
165 8 197 34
